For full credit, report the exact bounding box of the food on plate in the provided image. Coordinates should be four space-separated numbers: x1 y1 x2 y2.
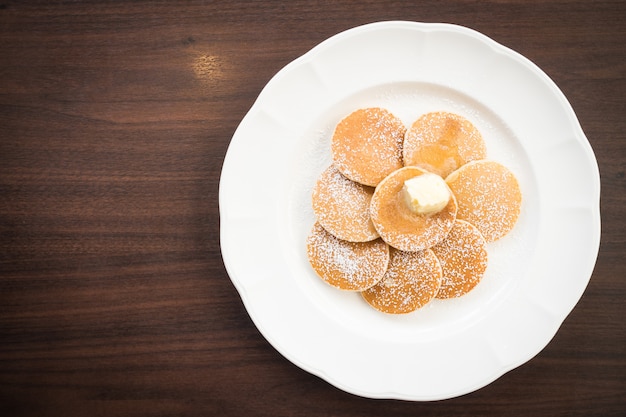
331 107 406 187
445 160 522 242
306 222 389 291
370 166 457 252
431 219 488 298
312 165 378 242
307 108 521 314
361 248 442 314
403 111 486 178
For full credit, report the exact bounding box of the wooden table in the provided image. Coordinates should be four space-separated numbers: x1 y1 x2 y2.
1 1 624 416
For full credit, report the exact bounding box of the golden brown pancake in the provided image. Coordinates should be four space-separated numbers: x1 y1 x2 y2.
361 248 442 314
331 107 406 187
403 111 486 178
432 219 488 299
445 160 522 242
312 165 378 242
370 166 457 252
306 222 389 291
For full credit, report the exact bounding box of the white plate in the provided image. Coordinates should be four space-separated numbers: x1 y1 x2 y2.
219 21 601 401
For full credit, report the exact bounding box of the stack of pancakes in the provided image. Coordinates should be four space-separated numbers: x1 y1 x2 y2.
307 108 521 314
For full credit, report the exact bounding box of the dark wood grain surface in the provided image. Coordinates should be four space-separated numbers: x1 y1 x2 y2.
1 1 624 416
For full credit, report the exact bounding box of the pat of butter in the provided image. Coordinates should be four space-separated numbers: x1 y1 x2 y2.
402 173 451 215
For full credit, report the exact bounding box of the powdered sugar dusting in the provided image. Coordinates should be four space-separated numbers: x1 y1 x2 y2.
445 160 522 242
432 220 488 299
362 248 442 314
332 108 406 186
312 165 378 242
306 223 389 291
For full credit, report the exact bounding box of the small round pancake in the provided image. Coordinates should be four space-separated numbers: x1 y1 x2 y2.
331 107 406 187
361 248 442 314
306 222 389 291
445 160 522 242
312 165 378 242
432 220 488 299
403 111 486 178
370 166 457 252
